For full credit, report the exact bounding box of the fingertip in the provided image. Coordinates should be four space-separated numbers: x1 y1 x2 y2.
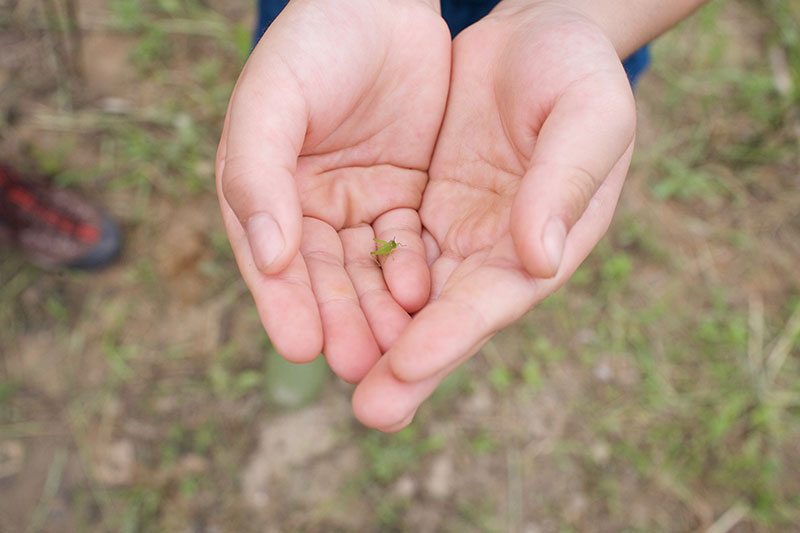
352 388 399 432
372 208 431 312
352 388 417 432
274 344 322 365
264 320 323 365
252 278 324 364
385 305 463 383
351 359 420 430
325 342 378 384
385 255 431 313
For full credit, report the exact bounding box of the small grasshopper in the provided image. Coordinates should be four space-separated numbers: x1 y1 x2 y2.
370 237 402 266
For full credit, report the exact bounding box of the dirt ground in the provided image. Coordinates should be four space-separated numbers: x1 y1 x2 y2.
1 0 799 531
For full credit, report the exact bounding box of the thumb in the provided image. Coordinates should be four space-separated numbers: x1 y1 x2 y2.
510 77 636 278
217 55 307 274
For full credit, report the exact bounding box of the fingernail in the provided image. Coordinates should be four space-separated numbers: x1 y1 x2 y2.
542 217 567 275
247 213 284 270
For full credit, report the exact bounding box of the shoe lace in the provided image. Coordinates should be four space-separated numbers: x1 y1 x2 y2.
0 165 100 244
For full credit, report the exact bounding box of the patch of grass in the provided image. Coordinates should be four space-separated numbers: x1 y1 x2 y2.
208 341 266 399
487 366 513 393
102 336 139 383
375 497 411 531
114 486 164 533
578 289 800 526
452 499 503 533
0 381 21 424
429 365 473 406
521 360 543 390
230 23 254 64
28 138 79 179
758 0 800 102
524 333 567 365
467 430 497 455
130 27 172 71
614 214 671 264
109 0 146 31
361 426 444 485
108 112 211 197
651 157 730 204
44 294 71 324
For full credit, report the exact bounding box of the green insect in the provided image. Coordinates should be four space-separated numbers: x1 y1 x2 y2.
370 237 402 265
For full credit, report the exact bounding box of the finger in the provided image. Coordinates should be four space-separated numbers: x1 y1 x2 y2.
422 228 455 300
429 251 460 302
510 72 636 278
388 237 554 382
301 218 381 383
421 228 440 268
558 142 634 273
352 356 443 432
354 335 484 431
373 208 431 313
218 195 323 363
340 226 412 353
218 46 308 275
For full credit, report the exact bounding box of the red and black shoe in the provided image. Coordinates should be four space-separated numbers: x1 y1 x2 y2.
0 163 122 269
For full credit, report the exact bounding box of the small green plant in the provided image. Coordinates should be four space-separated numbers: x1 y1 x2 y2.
102 336 139 383
468 431 497 455
521 360 543 389
362 426 444 484
488 366 512 392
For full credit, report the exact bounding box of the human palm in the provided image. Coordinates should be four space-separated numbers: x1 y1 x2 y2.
353 4 638 430
216 0 451 382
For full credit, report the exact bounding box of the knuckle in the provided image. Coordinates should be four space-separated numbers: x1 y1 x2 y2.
561 166 599 223
602 85 637 137
219 158 256 216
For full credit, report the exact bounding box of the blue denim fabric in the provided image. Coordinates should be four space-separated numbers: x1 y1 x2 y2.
440 0 497 36
254 0 287 43
622 45 650 87
254 0 650 84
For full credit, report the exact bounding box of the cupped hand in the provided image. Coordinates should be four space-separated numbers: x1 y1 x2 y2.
216 0 450 382
353 2 637 430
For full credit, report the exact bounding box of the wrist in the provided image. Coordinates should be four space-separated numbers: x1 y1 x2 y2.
494 0 709 58
567 0 710 58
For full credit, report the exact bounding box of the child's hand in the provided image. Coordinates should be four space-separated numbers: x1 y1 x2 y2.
352 1 637 431
216 0 450 382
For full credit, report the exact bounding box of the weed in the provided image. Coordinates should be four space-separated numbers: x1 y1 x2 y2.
468 431 497 455
429 365 473 405
361 426 444 485
521 360 543 389
208 341 258 399
487 366 512 393
102 336 138 383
